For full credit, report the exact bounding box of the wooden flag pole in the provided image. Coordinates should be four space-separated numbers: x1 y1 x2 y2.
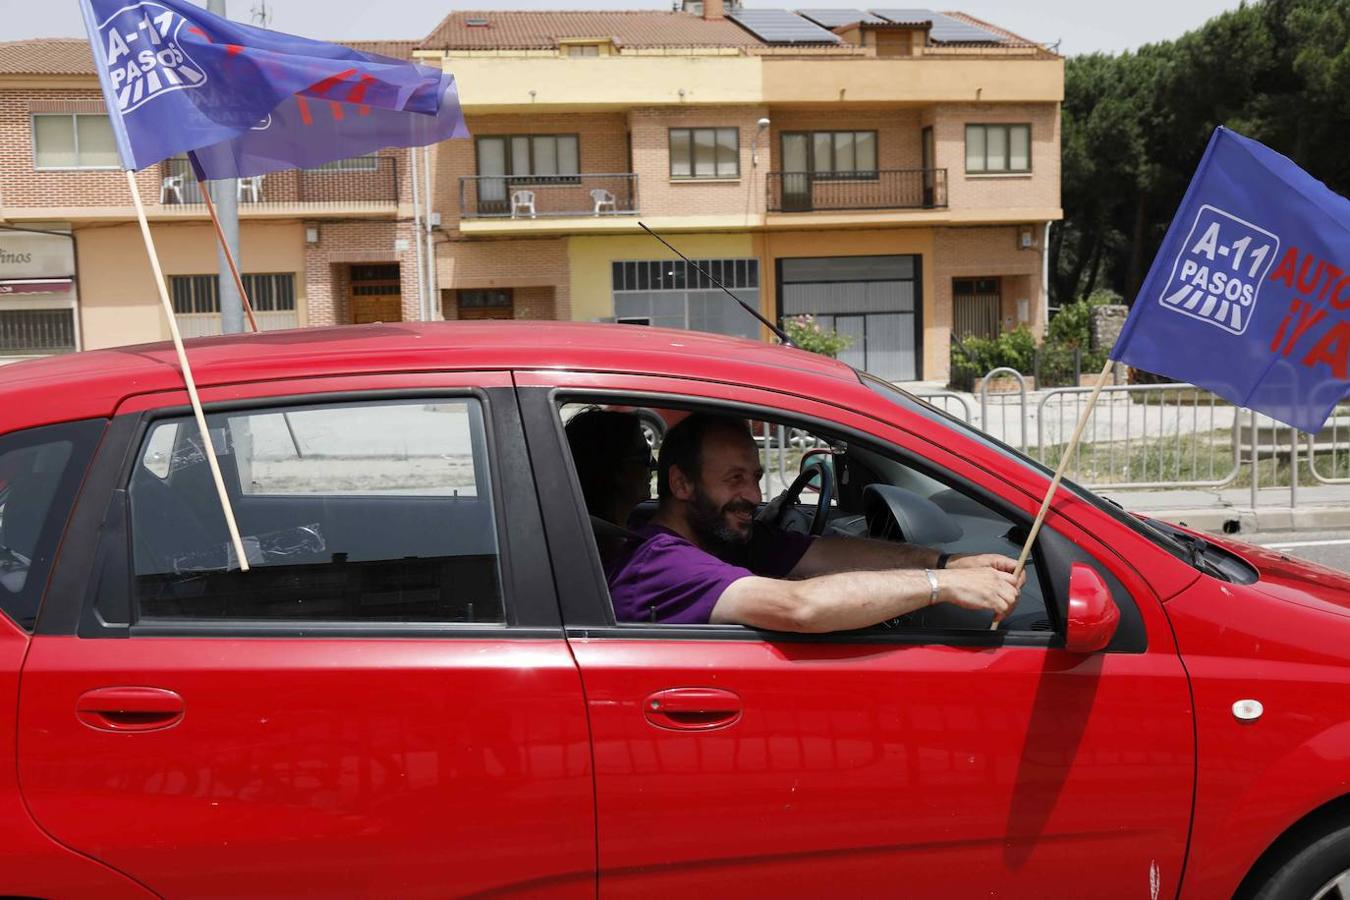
994 355 1116 628
194 171 260 334
126 171 252 572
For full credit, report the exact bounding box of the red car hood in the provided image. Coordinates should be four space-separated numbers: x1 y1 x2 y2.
1204 532 1350 618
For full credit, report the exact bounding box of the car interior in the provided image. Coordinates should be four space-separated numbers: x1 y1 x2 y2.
559 401 1054 634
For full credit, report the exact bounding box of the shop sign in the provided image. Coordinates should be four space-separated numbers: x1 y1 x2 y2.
0 230 76 283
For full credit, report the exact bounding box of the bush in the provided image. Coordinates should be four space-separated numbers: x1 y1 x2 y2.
783 315 853 358
1047 289 1119 349
949 326 1037 390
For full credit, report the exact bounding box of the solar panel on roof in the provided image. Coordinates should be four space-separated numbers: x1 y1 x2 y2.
727 9 842 44
796 8 885 28
872 9 1004 41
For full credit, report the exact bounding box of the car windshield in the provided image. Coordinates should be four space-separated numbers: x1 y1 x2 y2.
856 370 1196 566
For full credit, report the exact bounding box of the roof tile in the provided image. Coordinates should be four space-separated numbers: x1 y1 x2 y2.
0 37 416 77
420 11 766 50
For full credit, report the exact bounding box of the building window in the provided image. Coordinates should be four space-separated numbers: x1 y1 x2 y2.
780 131 878 179
566 43 601 57
0 309 77 355
32 114 119 169
965 124 1031 173
611 259 760 339
456 289 514 320
169 274 297 313
306 153 379 172
669 128 739 179
476 135 580 183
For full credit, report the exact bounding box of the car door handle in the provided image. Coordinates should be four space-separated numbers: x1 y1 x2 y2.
643 688 742 731
76 687 185 733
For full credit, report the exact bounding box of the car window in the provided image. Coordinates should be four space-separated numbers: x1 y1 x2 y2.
0 420 104 631
554 398 1050 636
858 371 1195 566
127 398 503 624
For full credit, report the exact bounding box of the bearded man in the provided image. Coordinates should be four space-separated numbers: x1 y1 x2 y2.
606 413 1022 632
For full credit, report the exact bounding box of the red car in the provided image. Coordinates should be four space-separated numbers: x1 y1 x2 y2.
2 321 1349 899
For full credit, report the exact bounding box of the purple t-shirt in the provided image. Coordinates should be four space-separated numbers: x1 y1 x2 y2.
607 524 814 625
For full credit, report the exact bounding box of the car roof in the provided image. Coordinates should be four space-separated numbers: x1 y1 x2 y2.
2 321 862 432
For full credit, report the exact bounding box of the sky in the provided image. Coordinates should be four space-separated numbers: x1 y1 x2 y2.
1 0 1244 56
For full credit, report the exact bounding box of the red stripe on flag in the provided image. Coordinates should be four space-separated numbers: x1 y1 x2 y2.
187 26 211 41
307 68 357 97
296 96 313 126
226 44 243 56
345 74 376 105
329 101 344 121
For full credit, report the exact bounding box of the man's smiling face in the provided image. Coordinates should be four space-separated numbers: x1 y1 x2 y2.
683 425 764 550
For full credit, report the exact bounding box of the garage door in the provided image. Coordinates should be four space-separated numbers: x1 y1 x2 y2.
778 255 921 381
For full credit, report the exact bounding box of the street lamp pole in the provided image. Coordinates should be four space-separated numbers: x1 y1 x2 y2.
205 0 244 334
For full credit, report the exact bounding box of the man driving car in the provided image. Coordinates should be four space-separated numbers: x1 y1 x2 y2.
607 413 1022 631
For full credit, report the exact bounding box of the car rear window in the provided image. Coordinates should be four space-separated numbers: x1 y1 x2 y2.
127 397 504 624
0 420 104 631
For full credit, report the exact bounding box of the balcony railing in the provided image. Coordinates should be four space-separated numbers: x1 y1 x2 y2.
158 157 399 210
459 173 638 219
766 168 947 213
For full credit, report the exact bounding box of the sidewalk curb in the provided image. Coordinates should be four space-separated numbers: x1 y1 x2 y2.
1143 505 1350 535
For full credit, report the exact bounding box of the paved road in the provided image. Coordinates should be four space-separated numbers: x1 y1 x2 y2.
1245 530 1350 574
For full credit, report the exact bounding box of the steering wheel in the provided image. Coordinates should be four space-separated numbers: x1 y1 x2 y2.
772 457 834 536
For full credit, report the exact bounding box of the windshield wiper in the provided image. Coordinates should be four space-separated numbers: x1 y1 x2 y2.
1164 529 1227 579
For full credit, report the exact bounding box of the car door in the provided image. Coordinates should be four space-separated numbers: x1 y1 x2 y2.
18 373 595 899
517 370 1195 898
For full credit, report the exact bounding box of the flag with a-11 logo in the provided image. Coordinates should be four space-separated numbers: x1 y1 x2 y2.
1112 127 1350 432
78 0 467 176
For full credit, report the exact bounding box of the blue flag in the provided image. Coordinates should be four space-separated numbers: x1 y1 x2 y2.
78 0 467 175
1112 127 1350 432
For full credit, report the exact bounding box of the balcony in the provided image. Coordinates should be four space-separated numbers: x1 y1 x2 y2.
157 157 399 215
766 169 947 213
459 173 638 220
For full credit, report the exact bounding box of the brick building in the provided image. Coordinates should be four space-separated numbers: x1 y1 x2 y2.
0 5 1063 382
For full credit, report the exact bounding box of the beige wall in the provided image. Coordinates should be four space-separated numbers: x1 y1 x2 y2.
75 221 306 349
446 55 763 113
760 57 1063 105
568 232 756 322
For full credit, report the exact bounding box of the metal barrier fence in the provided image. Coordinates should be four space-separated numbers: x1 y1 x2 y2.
708 378 1346 509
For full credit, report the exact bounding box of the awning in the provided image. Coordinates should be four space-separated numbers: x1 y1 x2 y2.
0 278 74 295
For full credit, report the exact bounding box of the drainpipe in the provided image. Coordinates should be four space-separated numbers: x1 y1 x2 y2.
423 145 438 320
1041 220 1053 331
409 147 427 321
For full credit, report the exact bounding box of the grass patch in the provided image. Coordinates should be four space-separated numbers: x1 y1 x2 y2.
1040 432 1350 487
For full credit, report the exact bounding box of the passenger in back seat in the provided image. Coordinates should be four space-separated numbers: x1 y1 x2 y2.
564 409 655 565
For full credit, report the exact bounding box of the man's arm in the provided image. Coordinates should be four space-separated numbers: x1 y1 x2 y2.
710 565 1019 633
788 534 1021 581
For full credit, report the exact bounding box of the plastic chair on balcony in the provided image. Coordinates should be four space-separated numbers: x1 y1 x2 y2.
160 174 185 205
237 175 263 203
590 188 617 216
510 190 536 219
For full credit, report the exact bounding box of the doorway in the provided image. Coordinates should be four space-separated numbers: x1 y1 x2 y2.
349 264 401 324
777 255 922 381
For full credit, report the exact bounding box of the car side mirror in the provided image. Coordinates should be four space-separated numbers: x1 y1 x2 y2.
798 449 832 491
1064 562 1120 654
